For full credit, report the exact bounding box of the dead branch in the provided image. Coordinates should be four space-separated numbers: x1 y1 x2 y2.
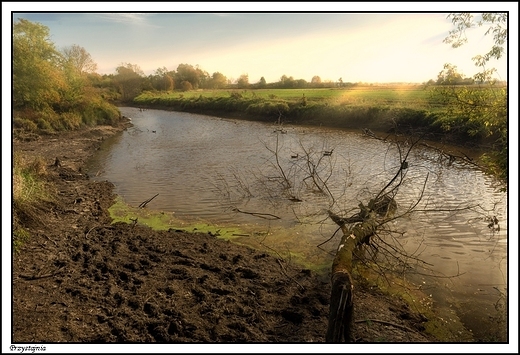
276 259 305 291
19 270 63 280
138 193 159 208
231 207 281 220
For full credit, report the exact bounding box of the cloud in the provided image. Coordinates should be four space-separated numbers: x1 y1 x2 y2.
94 13 156 26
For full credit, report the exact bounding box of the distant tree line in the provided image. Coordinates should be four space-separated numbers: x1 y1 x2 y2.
106 63 361 102
425 63 506 86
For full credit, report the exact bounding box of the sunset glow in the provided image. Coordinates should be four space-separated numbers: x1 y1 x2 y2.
6 4 513 84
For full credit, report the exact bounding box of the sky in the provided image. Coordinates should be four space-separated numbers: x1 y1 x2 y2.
5 2 516 84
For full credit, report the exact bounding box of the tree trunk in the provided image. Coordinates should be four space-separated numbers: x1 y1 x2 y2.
326 210 377 342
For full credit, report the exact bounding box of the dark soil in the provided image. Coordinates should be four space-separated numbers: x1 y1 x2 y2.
12 119 435 344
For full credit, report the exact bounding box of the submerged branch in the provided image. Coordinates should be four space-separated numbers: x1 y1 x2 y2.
138 193 159 208
231 207 281 220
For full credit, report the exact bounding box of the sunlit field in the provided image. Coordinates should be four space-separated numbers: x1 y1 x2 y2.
154 85 430 108
140 85 441 111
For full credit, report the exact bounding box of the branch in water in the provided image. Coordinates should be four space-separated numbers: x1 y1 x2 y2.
232 207 281 220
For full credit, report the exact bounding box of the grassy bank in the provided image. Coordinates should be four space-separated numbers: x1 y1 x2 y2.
133 86 487 144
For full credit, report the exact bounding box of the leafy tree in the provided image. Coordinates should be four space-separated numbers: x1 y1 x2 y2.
311 75 322 86
176 64 200 89
58 45 100 108
196 66 210 89
295 79 308 88
13 18 65 111
114 63 145 101
435 63 463 85
436 13 508 183
150 67 174 91
209 72 227 89
237 74 249 89
61 44 98 74
180 80 193 91
258 76 267 88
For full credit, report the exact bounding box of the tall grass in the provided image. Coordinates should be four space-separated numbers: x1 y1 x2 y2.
13 152 52 251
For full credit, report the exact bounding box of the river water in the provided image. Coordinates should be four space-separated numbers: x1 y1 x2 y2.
86 107 508 340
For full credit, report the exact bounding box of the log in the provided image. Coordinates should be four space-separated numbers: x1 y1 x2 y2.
326 211 378 342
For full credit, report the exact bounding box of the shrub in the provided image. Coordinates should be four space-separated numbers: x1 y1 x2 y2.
180 81 193 91
60 112 83 130
13 117 38 132
36 118 52 131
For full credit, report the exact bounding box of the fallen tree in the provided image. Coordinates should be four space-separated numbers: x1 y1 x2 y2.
214 127 496 342
325 139 418 343
326 198 391 342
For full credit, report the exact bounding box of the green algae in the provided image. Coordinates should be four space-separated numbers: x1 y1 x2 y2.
108 196 247 239
108 196 332 273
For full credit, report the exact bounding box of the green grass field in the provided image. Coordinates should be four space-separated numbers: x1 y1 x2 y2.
138 85 438 111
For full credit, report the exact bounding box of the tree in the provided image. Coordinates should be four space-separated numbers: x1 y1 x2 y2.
114 63 145 101
57 45 100 108
150 67 174 91
61 44 98 74
209 72 227 89
258 76 267 88
436 13 508 183
180 80 193 91
435 63 464 85
311 75 322 87
237 74 249 89
444 13 507 66
196 66 210 89
13 18 65 110
176 64 201 89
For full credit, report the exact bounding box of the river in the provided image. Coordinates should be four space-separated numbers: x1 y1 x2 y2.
86 107 508 340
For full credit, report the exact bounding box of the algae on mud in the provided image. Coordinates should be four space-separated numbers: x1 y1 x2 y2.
108 196 250 239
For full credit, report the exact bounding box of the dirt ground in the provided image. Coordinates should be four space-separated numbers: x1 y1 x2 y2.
11 118 437 344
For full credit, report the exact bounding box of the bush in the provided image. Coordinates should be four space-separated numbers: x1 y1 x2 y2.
180 81 193 91
36 118 52 131
13 117 38 132
60 112 83 130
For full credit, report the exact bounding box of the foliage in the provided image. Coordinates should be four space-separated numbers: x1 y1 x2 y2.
180 80 193 92
114 63 145 101
175 63 204 89
149 67 174 91
13 19 65 111
61 44 98 74
12 19 121 134
237 74 250 89
437 13 508 184
13 152 53 251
